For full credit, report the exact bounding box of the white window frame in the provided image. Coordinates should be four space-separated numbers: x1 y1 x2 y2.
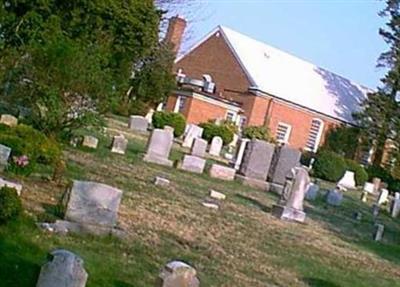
225 110 237 123
276 122 292 144
305 118 324 152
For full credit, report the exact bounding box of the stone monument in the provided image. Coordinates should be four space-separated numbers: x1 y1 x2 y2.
157 260 200 287
128 115 148 132
337 171 356 190
143 129 174 167
209 136 223 157
191 138 208 158
111 135 128 154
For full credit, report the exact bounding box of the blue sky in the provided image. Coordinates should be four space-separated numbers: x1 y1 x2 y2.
178 0 388 89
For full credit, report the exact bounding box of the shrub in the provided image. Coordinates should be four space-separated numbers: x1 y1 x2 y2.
152 111 186 137
199 122 234 145
0 186 22 224
345 159 368 186
242 126 274 142
366 165 400 192
313 150 347 182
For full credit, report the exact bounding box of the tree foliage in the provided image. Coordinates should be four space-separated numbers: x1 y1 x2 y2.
322 125 360 160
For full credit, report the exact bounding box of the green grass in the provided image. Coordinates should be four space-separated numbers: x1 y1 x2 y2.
0 117 399 286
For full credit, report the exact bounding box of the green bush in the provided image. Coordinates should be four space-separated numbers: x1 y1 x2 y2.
313 150 347 182
366 165 400 192
345 159 368 186
199 122 234 146
0 186 22 224
242 126 274 142
152 111 186 137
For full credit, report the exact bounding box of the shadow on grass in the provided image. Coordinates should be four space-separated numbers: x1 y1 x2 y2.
114 281 134 287
304 277 341 287
235 194 271 213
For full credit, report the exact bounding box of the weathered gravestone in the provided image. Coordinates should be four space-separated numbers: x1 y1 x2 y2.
82 136 98 149
157 261 200 287
237 139 275 189
36 249 88 287
363 182 375 194
143 129 173 167
373 224 384 241
268 146 301 193
0 144 11 169
234 138 250 170
377 188 389 205
305 182 319 201
0 114 18 127
209 136 223 157
360 191 368 203
128 115 148 132
326 187 343 206
337 171 356 190
154 176 170 188
0 177 22 196
390 192 400 218
182 124 203 148
191 138 207 158
111 135 128 155
209 164 236 181
272 166 310 223
210 189 226 200
373 177 381 193
180 155 206 174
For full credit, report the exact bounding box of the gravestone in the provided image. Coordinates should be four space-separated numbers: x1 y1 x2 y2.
372 204 380 217
305 183 319 201
82 136 98 149
209 164 236 181
202 201 220 210
64 181 123 228
326 187 343 206
180 155 206 174
111 135 128 155
0 114 18 127
182 124 203 148
272 166 310 223
268 146 301 187
154 176 170 187
372 177 381 193
360 191 368 203
157 261 200 287
0 144 11 168
145 109 154 124
373 224 384 241
128 115 148 132
209 136 223 157
191 138 208 158
143 129 173 167
36 249 88 287
210 190 226 200
234 138 250 170
337 171 356 190
390 192 400 218
164 126 175 134
363 182 375 194
377 189 389 205
238 139 275 188
0 177 22 196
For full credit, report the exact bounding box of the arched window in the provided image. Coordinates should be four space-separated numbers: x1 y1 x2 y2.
305 119 324 152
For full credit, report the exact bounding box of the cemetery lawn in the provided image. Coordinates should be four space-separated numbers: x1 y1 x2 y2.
1 117 400 287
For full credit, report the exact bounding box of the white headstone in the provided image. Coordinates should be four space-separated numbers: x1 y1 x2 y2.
145 109 155 124
180 155 206 174
0 114 18 127
111 135 128 154
377 189 389 205
157 260 200 287
363 182 375 194
82 136 98 149
182 124 203 148
209 136 223 157
337 171 356 190
143 129 173 167
128 115 148 132
210 190 226 200
234 138 250 170
191 138 208 158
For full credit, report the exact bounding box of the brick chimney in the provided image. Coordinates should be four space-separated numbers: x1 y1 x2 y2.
165 15 187 55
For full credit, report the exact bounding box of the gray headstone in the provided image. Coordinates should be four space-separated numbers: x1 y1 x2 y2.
373 224 384 241
0 144 11 167
269 146 301 185
111 135 128 154
191 138 207 158
326 188 343 206
390 192 400 218
182 124 203 148
305 183 319 201
0 114 18 127
239 139 275 181
157 261 199 287
128 115 148 132
82 136 98 149
180 155 206 174
64 181 123 228
209 164 236 181
143 129 173 167
155 176 170 187
36 249 88 287
209 136 223 157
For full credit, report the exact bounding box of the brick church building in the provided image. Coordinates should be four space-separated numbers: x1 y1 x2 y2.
164 17 370 153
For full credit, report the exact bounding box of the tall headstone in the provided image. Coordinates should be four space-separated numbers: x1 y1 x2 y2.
238 139 275 183
268 146 301 186
0 114 18 127
337 171 356 190
111 135 128 155
182 124 203 148
326 187 343 206
0 144 11 168
36 249 88 287
191 138 208 158
373 224 384 241
128 115 148 132
157 261 200 287
390 192 400 218
143 129 173 167
82 136 98 149
145 109 155 124
209 136 223 157
234 138 250 170
272 167 310 223
377 189 389 205
180 155 206 174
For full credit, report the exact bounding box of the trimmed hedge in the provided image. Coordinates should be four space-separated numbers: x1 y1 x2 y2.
242 126 274 142
199 122 234 146
346 159 368 186
152 111 186 137
0 186 22 224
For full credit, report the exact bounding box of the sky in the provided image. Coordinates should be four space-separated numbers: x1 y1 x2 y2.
176 0 388 89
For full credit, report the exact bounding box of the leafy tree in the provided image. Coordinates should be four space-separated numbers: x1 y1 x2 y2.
322 125 360 160
242 125 274 142
0 0 161 137
354 0 400 169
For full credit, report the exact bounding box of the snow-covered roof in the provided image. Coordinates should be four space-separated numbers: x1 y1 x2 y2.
178 26 372 123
